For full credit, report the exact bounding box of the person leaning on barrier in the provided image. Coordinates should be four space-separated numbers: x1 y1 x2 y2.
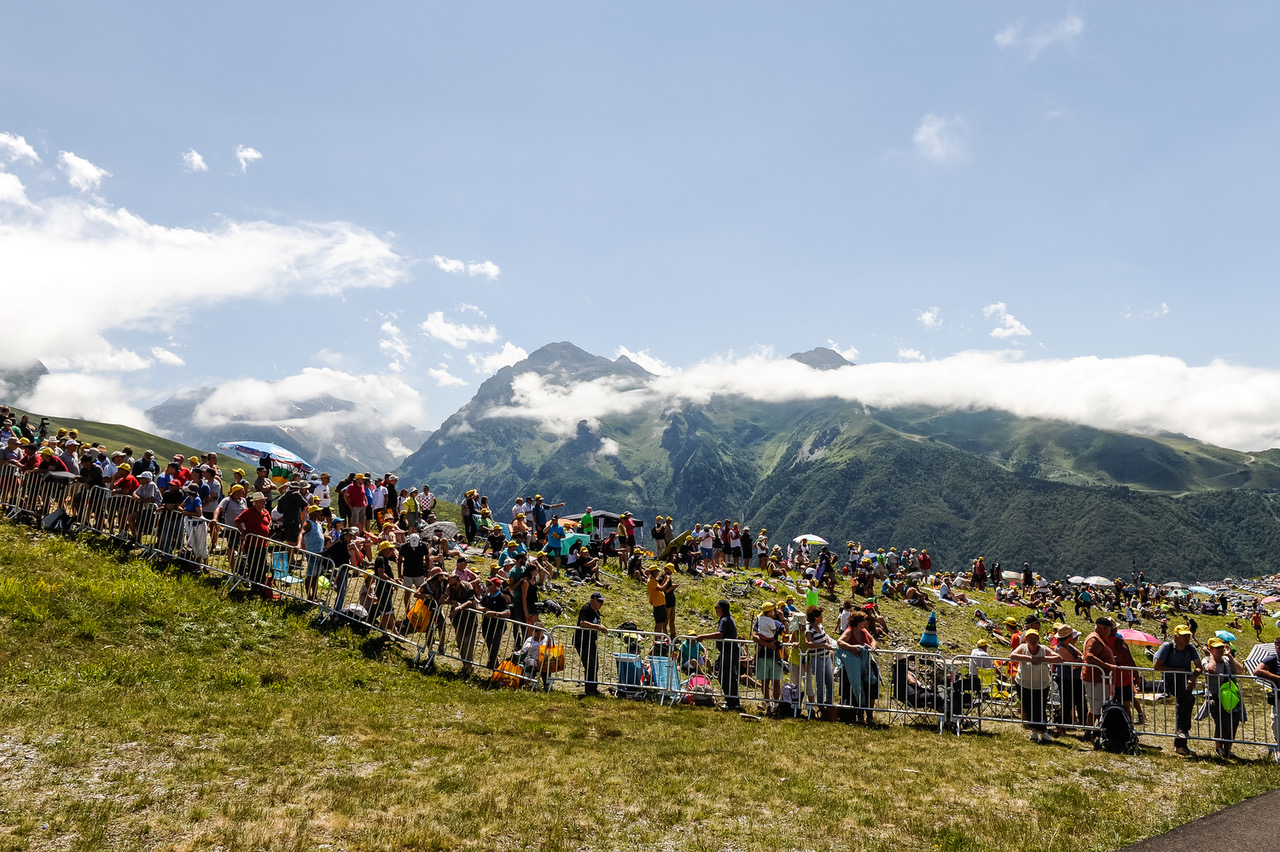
479 577 511 671
1011 628 1062 743
1154 624 1203 756
233 493 273 596
1250 636 1280 763
574 591 607 697
696 600 741 711
1082 616 1118 734
1200 637 1246 758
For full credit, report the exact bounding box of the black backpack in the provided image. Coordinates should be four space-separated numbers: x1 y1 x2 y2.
1096 700 1138 754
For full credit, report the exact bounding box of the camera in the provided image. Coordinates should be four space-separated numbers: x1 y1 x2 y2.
38 417 50 440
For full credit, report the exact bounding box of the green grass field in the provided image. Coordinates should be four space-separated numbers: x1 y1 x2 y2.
2 523 1278 852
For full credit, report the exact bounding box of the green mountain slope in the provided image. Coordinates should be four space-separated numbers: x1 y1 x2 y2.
399 343 1280 580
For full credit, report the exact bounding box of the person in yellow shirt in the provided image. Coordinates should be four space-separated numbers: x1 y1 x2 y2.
647 566 667 634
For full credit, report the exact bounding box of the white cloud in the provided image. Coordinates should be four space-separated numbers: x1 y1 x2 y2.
59 151 111 192
378 321 411 372
480 347 1280 451
995 14 1084 59
598 437 620 456
0 173 33 208
42 345 153 373
314 348 344 368
825 341 860 363
458 303 486 316
431 255 501 279
0 132 40 164
0 190 409 370
913 114 967 164
235 145 262 172
468 342 528 375
917 307 943 329
421 311 499 348
182 149 208 173
468 260 501 279
191 367 428 432
432 255 466 274
384 436 413 459
898 347 925 362
20 373 154 430
150 346 186 367
615 346 675 376
1125 302 1170 320
983 302 1031 339
428 364 468 387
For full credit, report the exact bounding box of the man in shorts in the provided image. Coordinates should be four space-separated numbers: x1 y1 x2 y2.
1082 616 1118 731
344 474 369 532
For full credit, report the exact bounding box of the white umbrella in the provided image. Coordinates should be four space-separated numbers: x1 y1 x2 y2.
793 534 828 545
1244 642 1277 675
1068 575 1085 584
1161 581 1184 589
1084 576 1113 587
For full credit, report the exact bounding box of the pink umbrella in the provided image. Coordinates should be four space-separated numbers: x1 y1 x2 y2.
1117 628 1161 646
1262 596 1280 604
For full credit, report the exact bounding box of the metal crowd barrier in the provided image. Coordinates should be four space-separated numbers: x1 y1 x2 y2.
549 624 688 703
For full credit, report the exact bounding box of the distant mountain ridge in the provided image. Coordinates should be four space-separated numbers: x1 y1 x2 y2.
148 388 427 475
398 342 1280 580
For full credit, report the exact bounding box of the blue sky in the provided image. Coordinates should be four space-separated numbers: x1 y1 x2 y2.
4 3 1280 450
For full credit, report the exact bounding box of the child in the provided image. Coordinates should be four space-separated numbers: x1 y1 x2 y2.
520 625 549 686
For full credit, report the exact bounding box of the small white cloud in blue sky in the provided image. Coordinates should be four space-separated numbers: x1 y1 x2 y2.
913 114 967 164
917 307 942 329
421 312 499 348
378 321 411 372
235 144 262 172
983 302 1032 339
995 14 1084 59
1124 302 1171 320
428 364 468 387
0 132 40 164
898 347 925 362
58 151 110 192
182 149 208 173
432 255 501 279
0 173 33 208
150 346 186 367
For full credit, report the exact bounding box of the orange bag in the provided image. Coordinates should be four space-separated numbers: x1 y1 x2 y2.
406 599 432 632
538 642 566 674
491 660 522 688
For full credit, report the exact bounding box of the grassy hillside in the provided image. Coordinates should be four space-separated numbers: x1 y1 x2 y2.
3 406 206 463
2 522 1280 851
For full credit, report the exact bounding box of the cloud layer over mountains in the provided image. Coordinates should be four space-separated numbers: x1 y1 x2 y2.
481 349 1280 453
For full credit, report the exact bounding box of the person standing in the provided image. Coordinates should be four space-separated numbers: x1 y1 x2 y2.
344 475 369 533
697 600 741 711
1154 625 1203 756
1011 628 1061 743
805 606 836 713
646 567 667 634
574 591 607 696
1250 636 1280 762
1082 616 1118 732
1200 637 1246 758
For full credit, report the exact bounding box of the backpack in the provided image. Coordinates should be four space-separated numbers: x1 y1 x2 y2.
775 682 798 717
683 674 717 706
1095 700 1138 755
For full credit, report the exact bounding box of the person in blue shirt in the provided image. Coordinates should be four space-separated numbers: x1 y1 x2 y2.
545 515 567 568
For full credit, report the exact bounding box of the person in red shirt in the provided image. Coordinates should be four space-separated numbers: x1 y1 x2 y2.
234 492 274 595
919 550 932 574
344 474 370 532
35 447 69 474
111 462 140 495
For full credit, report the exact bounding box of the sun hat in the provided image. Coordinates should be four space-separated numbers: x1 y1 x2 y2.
1004 617 1017 627
230 484 245 494
1207 637 1227 649
1173 625 1192 637
377 540 395 553
761 602 776 614
1055 624 1075 639
1024 629 1040 639
976 638 989 648
250 492 266 501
